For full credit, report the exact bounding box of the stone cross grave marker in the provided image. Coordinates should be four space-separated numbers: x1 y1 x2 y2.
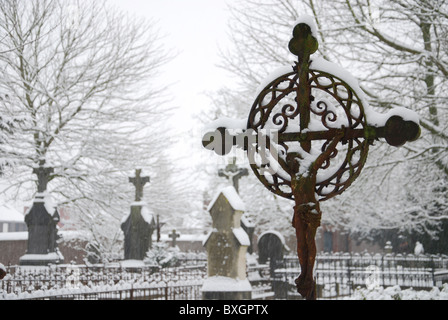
218 157 248 193
121 169 155 261
20 164 63 266
129 168 150 202
169 229 180 247
33 165 53 193
202 186 252 300
217 157 255 253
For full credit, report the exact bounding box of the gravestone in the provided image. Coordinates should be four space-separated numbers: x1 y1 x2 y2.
169 229 180 247
19 165 64 266
218 157 248 194
257 230 289 266
258 231 290 299
218 157 255 253
121 169 156 261
202 185 252 300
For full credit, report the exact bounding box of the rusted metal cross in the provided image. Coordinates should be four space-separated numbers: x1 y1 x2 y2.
129 169 150 202
202 17 420 300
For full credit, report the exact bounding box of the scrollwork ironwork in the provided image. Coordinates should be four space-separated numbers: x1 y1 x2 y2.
247 69 370 201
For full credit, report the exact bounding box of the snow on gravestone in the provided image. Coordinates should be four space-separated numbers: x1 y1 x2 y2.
202 186 252 300
120 169 156 262
19 191 64 266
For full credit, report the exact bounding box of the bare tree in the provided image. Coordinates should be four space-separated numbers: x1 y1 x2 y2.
212 0 448 239
0 0 181 260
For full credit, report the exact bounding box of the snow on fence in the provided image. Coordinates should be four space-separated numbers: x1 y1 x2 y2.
273 252 448 299
0 260 207 300
1 252 447 300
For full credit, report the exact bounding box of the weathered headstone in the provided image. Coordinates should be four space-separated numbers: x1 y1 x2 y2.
121 169 156 261
218 157 255 253
257 230 289 265
169 229 180 247
20 165 64 266
202 186 252 300
258 231 290 299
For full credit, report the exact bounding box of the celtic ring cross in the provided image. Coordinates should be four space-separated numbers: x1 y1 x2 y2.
202 15 420 300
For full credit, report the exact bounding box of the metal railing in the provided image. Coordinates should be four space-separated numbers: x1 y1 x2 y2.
1 252 447 300
272 252 448 299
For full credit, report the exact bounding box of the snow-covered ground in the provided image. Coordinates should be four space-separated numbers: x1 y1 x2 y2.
344 284 448 300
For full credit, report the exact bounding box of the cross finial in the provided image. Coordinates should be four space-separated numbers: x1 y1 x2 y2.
129 169 150 202
169 229 180 247
33 165 54 193
218 157 248 193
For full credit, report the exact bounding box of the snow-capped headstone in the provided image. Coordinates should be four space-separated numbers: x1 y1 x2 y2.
121 169 155 261
202 186 252 300
217 157 255 253
19 165 64 266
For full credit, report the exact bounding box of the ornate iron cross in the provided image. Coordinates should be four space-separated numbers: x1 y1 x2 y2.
129 169 150 202
202 17 420 300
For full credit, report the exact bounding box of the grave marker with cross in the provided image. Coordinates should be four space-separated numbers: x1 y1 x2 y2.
218 157 248 193
121 168 155 260
218 157 255 253
202 15 420 300
20 164 63 266
33 165 54 193
129 168 150 202
169 229 180 247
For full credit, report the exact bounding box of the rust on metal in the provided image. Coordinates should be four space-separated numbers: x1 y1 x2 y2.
202 20 420 300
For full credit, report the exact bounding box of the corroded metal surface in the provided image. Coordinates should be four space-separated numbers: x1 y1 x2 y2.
202 19 420 300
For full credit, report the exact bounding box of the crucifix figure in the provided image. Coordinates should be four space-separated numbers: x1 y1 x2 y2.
169 229 180 247
33 165 54 193
218 157 248 193
202 16 420 300
129 169 150 202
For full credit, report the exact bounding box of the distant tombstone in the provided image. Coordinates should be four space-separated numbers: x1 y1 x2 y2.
384 241 393 254
121 169 156 261
218 157 255 253
202 186 252 300
19 165 64 266
257 230 289 267
169 229 180 247
218 157 248 194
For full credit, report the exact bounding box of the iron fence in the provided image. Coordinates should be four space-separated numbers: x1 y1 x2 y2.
0 260 207 299
272 252 448 299
1 252 447 300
